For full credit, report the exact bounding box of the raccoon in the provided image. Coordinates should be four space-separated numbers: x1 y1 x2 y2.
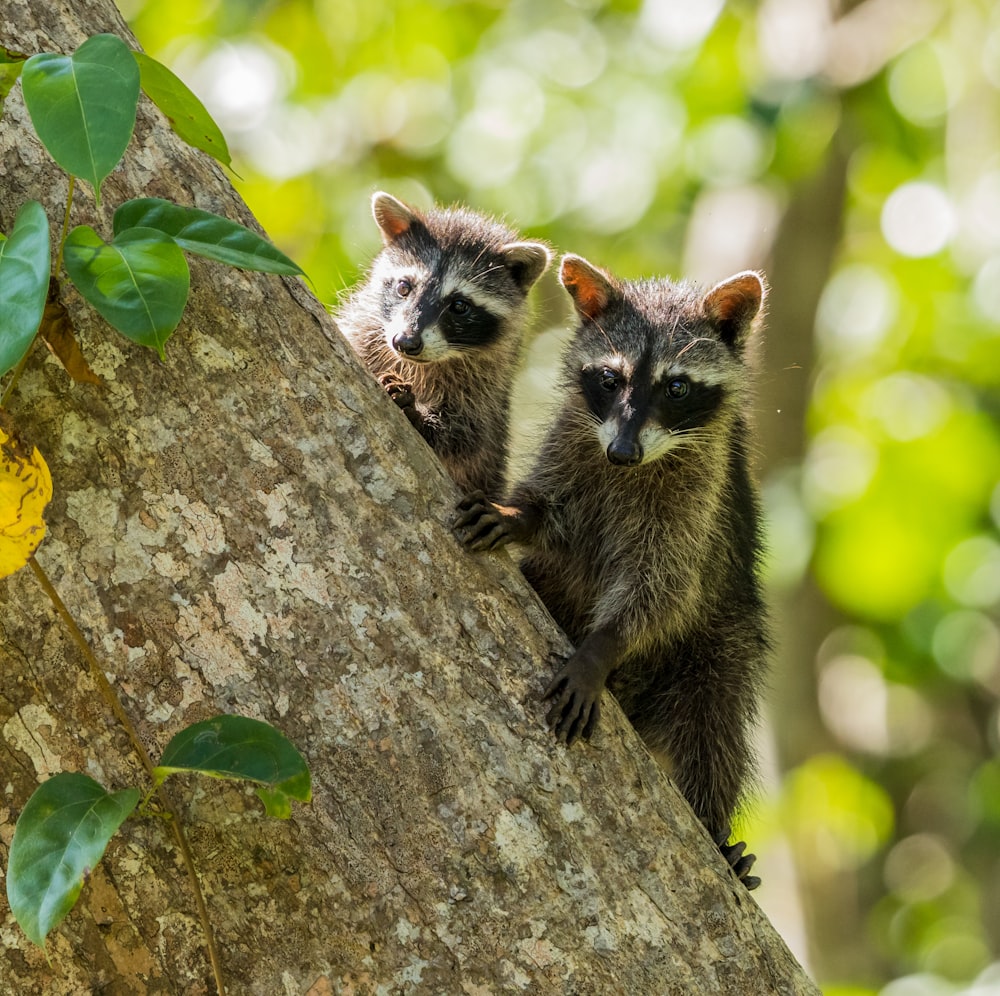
335 192 551 496
454 254 770 887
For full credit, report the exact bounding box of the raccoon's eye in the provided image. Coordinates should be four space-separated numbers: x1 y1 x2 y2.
395 279 412 298
449 296 470 315
599 368 619 392
666 377 689 399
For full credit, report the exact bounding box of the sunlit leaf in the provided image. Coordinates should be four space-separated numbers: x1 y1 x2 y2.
21 34 140 202
6 773 139 947
63 225 190 359
0 200 51 377
154 715 312 819
0 46 27 119
114 198 304 275
0 418 53 577
132 51 233 170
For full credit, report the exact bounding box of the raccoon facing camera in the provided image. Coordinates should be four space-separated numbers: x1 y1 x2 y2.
455 253 771 889
335 192 551 497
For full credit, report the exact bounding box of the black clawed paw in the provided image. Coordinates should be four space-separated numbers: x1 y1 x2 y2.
451 492 512 552
542 662 600 746
380 374 420 425
715 831 760 890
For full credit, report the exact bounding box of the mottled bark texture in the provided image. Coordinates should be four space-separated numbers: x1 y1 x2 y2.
0 2 819 993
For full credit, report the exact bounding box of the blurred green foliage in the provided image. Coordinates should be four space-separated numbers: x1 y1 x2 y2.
115 0 1000 991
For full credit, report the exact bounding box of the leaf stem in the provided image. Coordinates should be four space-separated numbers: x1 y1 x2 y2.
27 554 227 996
54 175 75 276
0 346 34 408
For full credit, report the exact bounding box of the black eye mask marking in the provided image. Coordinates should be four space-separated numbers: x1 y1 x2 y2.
580 365 724 434
654 379 723 431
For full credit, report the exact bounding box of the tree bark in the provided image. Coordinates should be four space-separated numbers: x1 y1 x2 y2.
0 1 820 993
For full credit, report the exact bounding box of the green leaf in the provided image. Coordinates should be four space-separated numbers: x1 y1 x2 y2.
63 225 190 359
0 47 27 120
114 198 304 275
6 773 139 948
132 51 233 170
0 201 52 377
154 715 312 819
21 34 140 203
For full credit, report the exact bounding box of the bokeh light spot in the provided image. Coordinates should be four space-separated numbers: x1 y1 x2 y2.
881 182 956 258
943 537 1000 609
888 43 961 126
816 264 898 354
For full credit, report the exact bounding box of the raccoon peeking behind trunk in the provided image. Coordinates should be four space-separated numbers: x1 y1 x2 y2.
335 192 551 496
454 254 771 889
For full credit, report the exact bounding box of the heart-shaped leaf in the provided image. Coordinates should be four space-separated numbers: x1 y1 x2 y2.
0 200 51 377
63 225 190 358
133 52 233 170
155 715 312 819
21 34 140 202
6 773 139 947
114 198 303 275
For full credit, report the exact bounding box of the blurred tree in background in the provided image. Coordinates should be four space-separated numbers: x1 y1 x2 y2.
114 0 1000 991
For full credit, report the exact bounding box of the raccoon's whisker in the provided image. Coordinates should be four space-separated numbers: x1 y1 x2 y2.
666 306 684 351
668 430 716 453
589 317 615 353
468 245 490 272
564 409 602 430
675 336 715 359
467 263 506 286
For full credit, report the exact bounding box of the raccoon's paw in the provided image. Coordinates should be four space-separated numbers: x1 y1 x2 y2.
713 828 760 890
452 491 514 552
380 374 421 427
542 660 602 747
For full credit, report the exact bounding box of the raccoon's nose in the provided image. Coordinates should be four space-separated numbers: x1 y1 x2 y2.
392 332 423 357
607 438 643 466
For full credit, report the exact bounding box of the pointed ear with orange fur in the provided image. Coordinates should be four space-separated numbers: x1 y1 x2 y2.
702 271 766 350
559 254 617 321
371 192 421 244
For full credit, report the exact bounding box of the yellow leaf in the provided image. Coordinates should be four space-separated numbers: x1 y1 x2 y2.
0 417 52 577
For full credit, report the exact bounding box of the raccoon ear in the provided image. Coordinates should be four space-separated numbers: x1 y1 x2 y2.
702 271 766 349
372 192 420 244
501 242 552 292
560 254 616 321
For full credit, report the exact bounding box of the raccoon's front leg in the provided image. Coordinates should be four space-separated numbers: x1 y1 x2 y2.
452 492 541 551
543 623 625 745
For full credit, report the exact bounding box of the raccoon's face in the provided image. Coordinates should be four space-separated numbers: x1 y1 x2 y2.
373 257 512 363
560 254 764 467
369 193 551 364
579 355 727 465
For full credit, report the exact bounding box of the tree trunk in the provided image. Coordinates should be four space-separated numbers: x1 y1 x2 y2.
0 1 820 992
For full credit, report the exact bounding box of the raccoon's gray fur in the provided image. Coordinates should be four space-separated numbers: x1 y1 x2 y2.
336 192 551 496
455 253 770 887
